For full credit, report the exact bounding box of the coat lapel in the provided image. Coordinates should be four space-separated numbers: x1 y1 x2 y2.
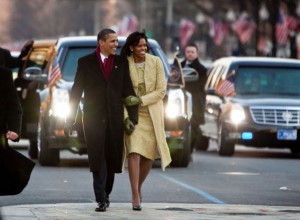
128 56 139 89
108 56 121 82
143 54 153 91
86 53 106 81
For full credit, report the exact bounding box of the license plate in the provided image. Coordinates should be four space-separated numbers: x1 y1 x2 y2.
277 129 297 140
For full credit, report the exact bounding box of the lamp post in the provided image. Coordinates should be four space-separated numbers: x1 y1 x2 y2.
288 0 298 59
269 0 279 57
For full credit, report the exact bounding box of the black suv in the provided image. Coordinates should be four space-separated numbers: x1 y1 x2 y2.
198 56 300 156
23 36 195 167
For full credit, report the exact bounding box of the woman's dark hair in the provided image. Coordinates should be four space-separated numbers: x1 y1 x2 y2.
120 31 149 57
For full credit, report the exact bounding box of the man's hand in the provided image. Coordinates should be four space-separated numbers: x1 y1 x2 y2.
123 95 142 106
124 117 135 135
6 131 19 141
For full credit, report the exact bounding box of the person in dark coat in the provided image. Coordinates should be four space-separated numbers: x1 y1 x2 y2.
181 42 207 155
66 29 138 212
0 66 23 192
0 66 35 197
0 66 22 145
0 40 37 159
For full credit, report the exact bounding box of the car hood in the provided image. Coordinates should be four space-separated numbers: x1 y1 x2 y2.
55 79 73 91
230 95 300 107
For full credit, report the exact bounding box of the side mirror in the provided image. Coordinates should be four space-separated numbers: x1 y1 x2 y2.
182 67 199 82
23 67 48 83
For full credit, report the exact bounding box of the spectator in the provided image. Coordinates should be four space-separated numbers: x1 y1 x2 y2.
181 42 208 154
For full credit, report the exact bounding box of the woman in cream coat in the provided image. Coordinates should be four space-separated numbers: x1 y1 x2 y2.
121 32 171 211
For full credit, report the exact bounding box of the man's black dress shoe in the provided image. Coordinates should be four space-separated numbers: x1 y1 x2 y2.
95 202 107 212
132 205 142 211
106 199 110 208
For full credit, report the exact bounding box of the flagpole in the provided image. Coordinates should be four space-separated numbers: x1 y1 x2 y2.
253 0 259 56
288 0 298 59
270 0 279 57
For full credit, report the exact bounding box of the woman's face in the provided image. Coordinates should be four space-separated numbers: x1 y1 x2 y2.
130 38 147 61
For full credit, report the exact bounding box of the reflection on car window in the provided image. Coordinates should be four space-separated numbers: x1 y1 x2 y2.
61 47 94 81
235 67 300 95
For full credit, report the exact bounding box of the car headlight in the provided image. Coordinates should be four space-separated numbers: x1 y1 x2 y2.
51 88 70 118
165 90 186 118
230 104 246 124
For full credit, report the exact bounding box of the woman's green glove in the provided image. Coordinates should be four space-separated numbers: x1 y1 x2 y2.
123 95 142 106
124 117 135 135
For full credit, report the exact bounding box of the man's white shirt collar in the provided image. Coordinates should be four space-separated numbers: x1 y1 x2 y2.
100 53 107 63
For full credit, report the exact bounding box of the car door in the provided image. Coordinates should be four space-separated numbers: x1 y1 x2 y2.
201 65 225 139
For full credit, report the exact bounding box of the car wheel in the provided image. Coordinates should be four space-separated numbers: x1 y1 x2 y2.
170 128 191 167
28 139 38 159
194 131 209 151
218 124 235 156
290 147 300 154
38 122 60 166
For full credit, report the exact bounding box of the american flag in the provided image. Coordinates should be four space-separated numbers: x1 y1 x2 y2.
287 15 299 32
48 57 62 87
231 13 256 44
276 11 289 44
209 19 228 46
118 13 139 37
179 19 196 48
216 72 235 96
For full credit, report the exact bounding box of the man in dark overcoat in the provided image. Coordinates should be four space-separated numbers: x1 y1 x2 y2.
181 42 207 155
0 66 22 146
0 66 26 195
66 29 138 212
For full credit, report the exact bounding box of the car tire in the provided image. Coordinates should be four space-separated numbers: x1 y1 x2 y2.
218 124 235 156
170 128 191 167
28 139 38 159
38 122 60 166
290 147 300 154
195 131 209 151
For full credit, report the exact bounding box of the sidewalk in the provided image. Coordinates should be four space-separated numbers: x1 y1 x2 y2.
1 203 300 220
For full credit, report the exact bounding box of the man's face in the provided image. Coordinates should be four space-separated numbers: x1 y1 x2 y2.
184 46 198 62
99 33 118 56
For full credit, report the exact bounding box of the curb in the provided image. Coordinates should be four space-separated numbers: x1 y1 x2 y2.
1 203 300 220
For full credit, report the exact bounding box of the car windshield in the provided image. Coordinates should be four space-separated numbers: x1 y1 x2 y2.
235 67 300 95
61 43 170 82
61 47 95 81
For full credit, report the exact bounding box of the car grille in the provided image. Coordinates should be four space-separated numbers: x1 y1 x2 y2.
250 106 300 126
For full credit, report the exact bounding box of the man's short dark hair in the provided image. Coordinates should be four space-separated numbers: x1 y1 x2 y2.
185 42 198 51
97 29 116 41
